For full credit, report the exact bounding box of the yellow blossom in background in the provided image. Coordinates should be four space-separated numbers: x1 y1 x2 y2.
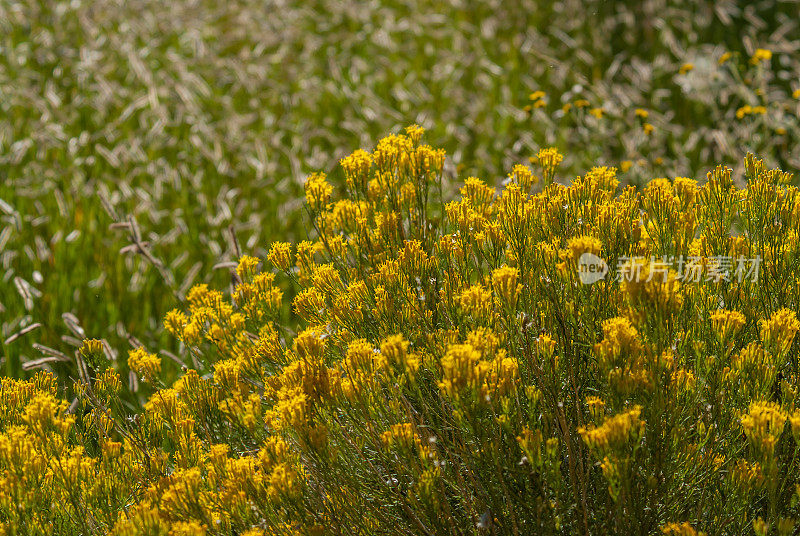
750 48 772 65
529 90 546 101
586 396 606 423
679 63 694 74
380 422 418 449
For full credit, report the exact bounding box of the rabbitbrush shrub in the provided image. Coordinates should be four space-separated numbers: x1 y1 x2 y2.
3 127 800 535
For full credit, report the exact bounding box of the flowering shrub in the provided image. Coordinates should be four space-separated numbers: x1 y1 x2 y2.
3 127 800 535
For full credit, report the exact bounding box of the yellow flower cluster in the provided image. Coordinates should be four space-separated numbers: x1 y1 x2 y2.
127 347 162 381
710 309 746 341
750 48 773 65
4 128 800 534
759 307 800 358
578 406 644 455
740 401 787 460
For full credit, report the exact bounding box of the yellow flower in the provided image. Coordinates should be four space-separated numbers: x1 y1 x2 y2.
381 334 418 374
730 458 764 491
567 235 602 263
793 89 800 99
267 241 293 271
537 334 557 359
589 107 604 119
789 411 800 443
718 51 732 65
517 427 545 466
128 347 162 381
438 344 482 397
619 261 683 324
750 48 772 65
405 123 425 144
586 396 606 423
236 254 260 282
537 147 563 184
594 317 642 373
528 90 546 101
508 164 537 190
459 284 492 322
753 518 769 536
96 368 122 400
380 423 418 449
491 266 521 309
294 328 327 360
304 172 333 211
741 401 787 458
583 166 619 191
268 463 300 499
736 105 753 119
709 309 746 341
760 308 800 358
182 320 202 345
312 263 342 295
643 122 655 135
78 338 105 368
23 392 73 435
170 521 208 536
579 406 644 454
635 108 649 119
671 368 696 392
164 309 188 338
679 63 694 74
293 288 326 323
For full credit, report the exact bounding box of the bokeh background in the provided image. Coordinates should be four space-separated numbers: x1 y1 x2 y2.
1 0 799 386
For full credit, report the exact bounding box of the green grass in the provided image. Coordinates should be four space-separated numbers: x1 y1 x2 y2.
1 0 799 391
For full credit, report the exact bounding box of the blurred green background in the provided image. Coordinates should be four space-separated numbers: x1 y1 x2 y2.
1 0 799 388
